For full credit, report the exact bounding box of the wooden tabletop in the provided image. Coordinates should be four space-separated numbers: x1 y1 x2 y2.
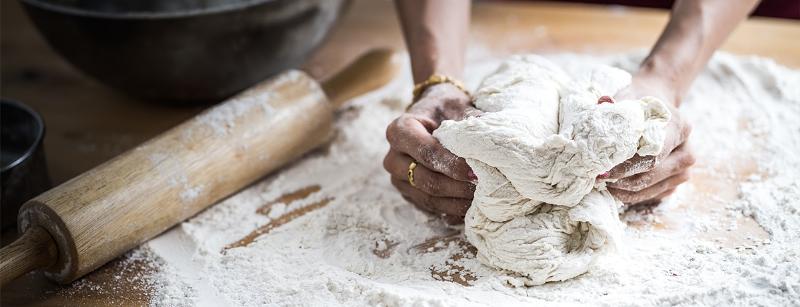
1 0 797 305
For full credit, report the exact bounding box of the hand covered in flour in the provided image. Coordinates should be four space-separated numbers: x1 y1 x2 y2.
605 74 695 206
384 83 478 224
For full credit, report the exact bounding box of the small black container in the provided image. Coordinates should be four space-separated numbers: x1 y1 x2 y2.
1 99 51 230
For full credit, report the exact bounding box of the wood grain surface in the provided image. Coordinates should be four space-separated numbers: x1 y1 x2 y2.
1 0 797 305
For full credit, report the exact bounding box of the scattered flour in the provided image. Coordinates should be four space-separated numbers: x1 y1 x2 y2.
126 51 799 306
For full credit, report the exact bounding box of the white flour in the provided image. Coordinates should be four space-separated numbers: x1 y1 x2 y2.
127 51 799 306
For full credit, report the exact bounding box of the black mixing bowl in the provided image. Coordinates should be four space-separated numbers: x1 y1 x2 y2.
21 0 347 102
1 99 51 230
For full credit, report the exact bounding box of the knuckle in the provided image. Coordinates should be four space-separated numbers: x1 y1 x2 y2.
385 118 400 144
392 115 413 132
682 122 693 138
677 172 691 182
609 188 631 203
682 152 697 168
382 154 393 172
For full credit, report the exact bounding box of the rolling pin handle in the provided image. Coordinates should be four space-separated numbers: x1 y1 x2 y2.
0 226 58 287
0 48 401 288
321 48 401 108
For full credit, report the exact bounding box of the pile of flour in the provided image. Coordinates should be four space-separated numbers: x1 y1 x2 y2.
433 55 671 285
112 51 798 306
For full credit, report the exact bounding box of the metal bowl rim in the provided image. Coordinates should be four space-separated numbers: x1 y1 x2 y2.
1 99 46 173
20 0 283 20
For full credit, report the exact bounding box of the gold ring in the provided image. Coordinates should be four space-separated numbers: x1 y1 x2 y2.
408 161 417 187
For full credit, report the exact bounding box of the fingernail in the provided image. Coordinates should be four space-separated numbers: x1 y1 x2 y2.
598 96 615 104
468 170 478 182
597 171 610 179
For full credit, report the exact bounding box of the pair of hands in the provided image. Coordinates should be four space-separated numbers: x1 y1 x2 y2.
384 77 695 223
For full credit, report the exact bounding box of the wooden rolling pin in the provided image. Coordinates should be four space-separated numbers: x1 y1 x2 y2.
0 49 400 286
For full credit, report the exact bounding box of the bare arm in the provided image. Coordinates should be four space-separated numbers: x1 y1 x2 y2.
394 0 470 83
608 0 760 205
637 0 760 105
385 0 474 223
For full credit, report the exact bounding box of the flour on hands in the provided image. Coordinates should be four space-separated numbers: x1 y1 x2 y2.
433 55 670 285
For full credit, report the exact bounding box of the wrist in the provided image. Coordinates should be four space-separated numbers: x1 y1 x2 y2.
629 70 682 107
638 33 702 103
420 83 470 103
413 74 469 101
637 55 678 86
414 83 472 122
408 74 471 112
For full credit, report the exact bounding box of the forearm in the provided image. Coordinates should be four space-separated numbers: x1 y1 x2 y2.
638 0 759 103
394 0 470 83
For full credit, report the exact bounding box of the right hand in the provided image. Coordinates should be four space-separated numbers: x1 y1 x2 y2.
383 83 477 224
604 74 695 207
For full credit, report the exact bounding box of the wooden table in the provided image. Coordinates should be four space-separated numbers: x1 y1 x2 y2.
1 0 797 305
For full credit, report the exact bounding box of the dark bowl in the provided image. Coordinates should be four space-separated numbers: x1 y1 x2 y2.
1 99 51 230
21 0 347 102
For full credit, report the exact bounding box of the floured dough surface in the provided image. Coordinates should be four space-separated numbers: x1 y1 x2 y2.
433 55 670 285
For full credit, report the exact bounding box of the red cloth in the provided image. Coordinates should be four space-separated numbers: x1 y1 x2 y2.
513 0 800 19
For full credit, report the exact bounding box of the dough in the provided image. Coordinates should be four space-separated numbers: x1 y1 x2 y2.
432 55 670 285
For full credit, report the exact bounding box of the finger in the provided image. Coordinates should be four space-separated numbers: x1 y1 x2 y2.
654 187 677 200
384 150 475 198
608 144 695 192
403 194 466 225
607 115 692 180
656 114 692 162
392 177 471 216
608 172 690 204
626 188 676 210
401 194 435 215
395 178 468 224
394 178 437 213
667 114 692 156
443 215 465 225
403 164 475 199
606 154 657 179
386 115 475 182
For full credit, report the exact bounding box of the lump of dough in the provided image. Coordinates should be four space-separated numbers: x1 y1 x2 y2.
432 55 670 285
465 190 623 286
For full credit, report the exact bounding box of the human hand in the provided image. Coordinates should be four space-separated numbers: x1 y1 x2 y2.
384 83 477 224
604 74 695 207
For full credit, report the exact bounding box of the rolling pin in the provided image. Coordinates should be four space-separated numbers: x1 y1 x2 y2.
0 49 400 286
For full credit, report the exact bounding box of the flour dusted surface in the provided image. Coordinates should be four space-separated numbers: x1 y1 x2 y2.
124 52 800 306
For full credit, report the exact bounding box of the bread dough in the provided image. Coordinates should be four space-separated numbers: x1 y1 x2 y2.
432 55 670 285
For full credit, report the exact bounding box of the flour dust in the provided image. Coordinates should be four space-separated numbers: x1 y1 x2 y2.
115 51 799 306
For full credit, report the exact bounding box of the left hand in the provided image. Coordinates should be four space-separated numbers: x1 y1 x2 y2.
604 74 696 207
383 83 477 224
